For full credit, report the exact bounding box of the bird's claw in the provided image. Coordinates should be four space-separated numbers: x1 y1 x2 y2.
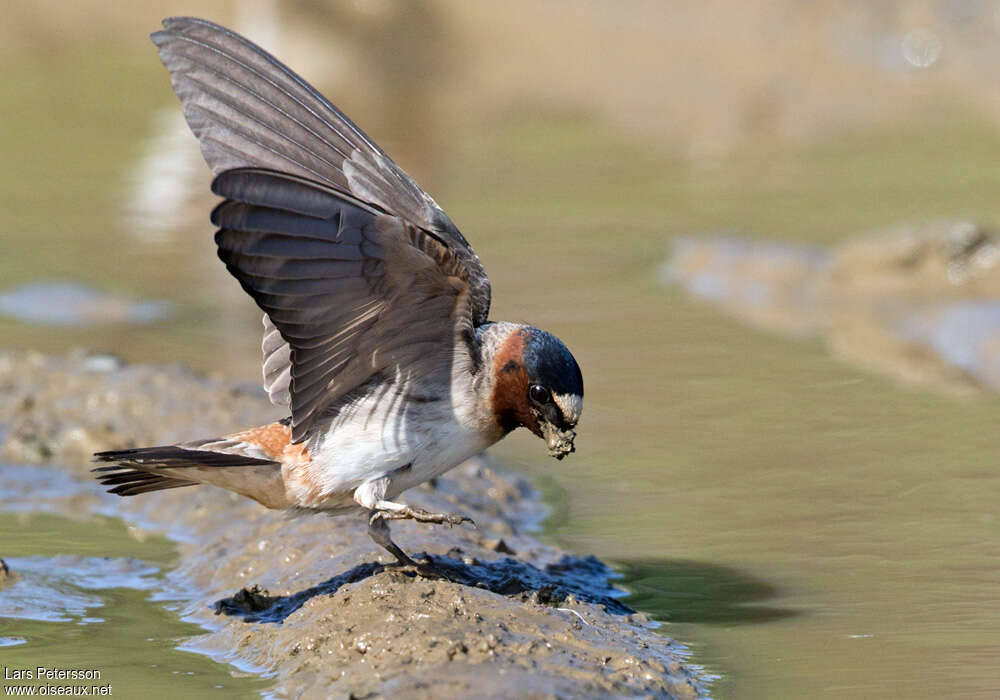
371 505 475 528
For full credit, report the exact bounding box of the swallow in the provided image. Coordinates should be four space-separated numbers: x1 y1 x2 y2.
92 18 583 567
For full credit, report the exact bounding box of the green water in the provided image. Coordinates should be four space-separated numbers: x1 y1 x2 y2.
3 19 1000 700
489 119 1000 697
0 508 266 697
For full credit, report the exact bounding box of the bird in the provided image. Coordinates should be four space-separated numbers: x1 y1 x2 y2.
92 17 583 568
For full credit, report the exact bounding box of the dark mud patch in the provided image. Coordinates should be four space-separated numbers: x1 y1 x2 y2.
214 564 384 622
215 552 630 624
0 351 709 698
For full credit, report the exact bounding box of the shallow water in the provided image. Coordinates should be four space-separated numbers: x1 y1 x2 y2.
0 466 267 697
4 11 1000 699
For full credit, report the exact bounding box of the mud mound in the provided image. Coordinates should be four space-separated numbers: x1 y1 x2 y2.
0 351 708 698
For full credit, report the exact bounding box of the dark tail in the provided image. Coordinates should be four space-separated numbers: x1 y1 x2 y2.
93 446 275 497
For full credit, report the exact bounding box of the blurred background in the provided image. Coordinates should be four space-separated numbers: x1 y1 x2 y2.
3 1 1000 697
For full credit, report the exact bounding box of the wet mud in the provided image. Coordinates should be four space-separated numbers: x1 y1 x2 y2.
665 221 1000 394
0 351 708 698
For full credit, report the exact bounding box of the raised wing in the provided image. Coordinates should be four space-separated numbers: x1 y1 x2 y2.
152 17 492 440
212 169 478 442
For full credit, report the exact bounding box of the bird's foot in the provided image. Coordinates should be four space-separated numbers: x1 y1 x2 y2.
373 504 475 528
366 505 472 582
395 556 454 581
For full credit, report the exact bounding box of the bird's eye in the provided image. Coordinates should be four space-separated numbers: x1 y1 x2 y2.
529 385 550 404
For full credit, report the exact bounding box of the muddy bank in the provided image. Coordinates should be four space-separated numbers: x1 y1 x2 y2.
664 221 1000 395
0 351 707 699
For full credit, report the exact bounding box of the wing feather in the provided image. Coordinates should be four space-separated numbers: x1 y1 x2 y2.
213 169 477 441
154 18 490 317
153 17 491 429
262 316 292 406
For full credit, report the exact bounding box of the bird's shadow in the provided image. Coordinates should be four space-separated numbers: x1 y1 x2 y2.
214 552 798 628
614 558 799 626
214 549 633 624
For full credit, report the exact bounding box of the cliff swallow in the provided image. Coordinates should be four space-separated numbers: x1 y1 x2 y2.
93 18 583 566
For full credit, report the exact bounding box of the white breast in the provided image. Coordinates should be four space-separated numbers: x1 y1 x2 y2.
295 372 495 507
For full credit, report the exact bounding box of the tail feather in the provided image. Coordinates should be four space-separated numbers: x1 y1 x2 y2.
101 474 197 496
92 466 196 496
93 445 276 469
93 445 278 498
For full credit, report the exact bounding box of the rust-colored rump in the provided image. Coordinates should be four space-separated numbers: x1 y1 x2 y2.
231 422 309 465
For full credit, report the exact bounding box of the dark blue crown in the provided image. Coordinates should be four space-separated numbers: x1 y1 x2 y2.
522 328 583 398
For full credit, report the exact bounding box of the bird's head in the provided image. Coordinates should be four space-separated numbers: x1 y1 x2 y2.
490 326 583 459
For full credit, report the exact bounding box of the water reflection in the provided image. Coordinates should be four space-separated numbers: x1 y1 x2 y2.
0 281 172 327
617 559 798 626
0 555 159 623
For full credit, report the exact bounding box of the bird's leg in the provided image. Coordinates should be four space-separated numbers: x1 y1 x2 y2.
367 511 417 567
356 479 418 566
367 511 458 580
354 478 474 572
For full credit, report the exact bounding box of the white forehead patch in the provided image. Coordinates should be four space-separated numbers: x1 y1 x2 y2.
553 392 583 425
